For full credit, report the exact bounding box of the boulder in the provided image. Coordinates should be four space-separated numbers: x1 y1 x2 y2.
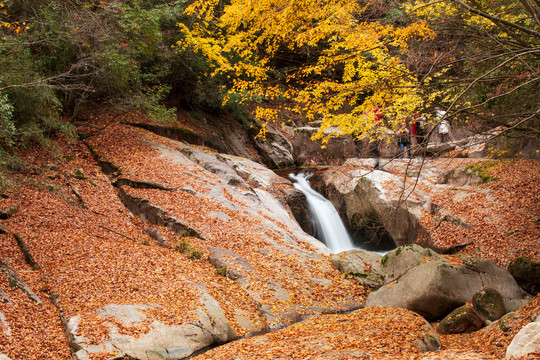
472 287 506 321
68 297 236 360
329 249 384 288
505 298 531 313
322 159 431 247
507 257 540 295
437 304 486 334
365 245 523 321
505 316 540 359
379 244 446 282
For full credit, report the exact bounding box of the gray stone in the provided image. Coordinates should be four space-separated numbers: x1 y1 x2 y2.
366 261 480 320
379 244 446 282
504 298 531 313
253 124 294 168
365 246 523 321
67 297 236 360
505 317 540 359
330 249 384 288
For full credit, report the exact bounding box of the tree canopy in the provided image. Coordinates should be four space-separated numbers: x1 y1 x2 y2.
0 0 538 155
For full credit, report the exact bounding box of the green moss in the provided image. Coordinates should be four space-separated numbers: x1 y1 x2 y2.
465 164 498 182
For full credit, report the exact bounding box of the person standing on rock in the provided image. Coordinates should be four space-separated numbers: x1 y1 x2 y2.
397 122 411 158
436 108 451 143
413 116 427 158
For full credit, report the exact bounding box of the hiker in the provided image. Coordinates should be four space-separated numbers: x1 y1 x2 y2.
435 108 451 143
397 122 411 158
413 116 427 157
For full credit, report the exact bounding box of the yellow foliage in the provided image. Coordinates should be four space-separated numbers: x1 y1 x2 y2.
183 0 440 140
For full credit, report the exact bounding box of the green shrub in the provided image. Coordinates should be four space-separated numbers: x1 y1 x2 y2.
174 240 191 253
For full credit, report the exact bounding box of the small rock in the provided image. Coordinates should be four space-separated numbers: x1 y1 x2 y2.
472 287 506 321
438 304 486 334
0 204 19 220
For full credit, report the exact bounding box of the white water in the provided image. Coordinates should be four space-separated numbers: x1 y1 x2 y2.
289 173 356 253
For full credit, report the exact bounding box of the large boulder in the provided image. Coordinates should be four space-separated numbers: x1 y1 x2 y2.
507 257 540 295
365 245 523 321
323 164 424 246
505 316 540 359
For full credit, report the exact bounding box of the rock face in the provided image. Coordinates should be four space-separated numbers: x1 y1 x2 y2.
192 307 441 359
57 121 365 358
365 245 523 321
253 123 295 168
320 158 503 252
322 162 422 247
507 257 540 295
505 316 540 359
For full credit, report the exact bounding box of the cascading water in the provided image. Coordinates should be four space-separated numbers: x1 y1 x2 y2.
289 172 356 253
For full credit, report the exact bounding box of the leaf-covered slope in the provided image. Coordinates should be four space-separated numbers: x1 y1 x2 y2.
0 118 366 359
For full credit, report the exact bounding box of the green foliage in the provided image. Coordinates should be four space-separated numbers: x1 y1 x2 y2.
216 266 228 277
0 93 15 148
174 240 191 253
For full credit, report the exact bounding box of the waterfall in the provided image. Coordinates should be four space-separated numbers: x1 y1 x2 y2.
289 173 356 253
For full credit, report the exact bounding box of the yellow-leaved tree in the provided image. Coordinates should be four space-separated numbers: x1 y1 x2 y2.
180 0 437 143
